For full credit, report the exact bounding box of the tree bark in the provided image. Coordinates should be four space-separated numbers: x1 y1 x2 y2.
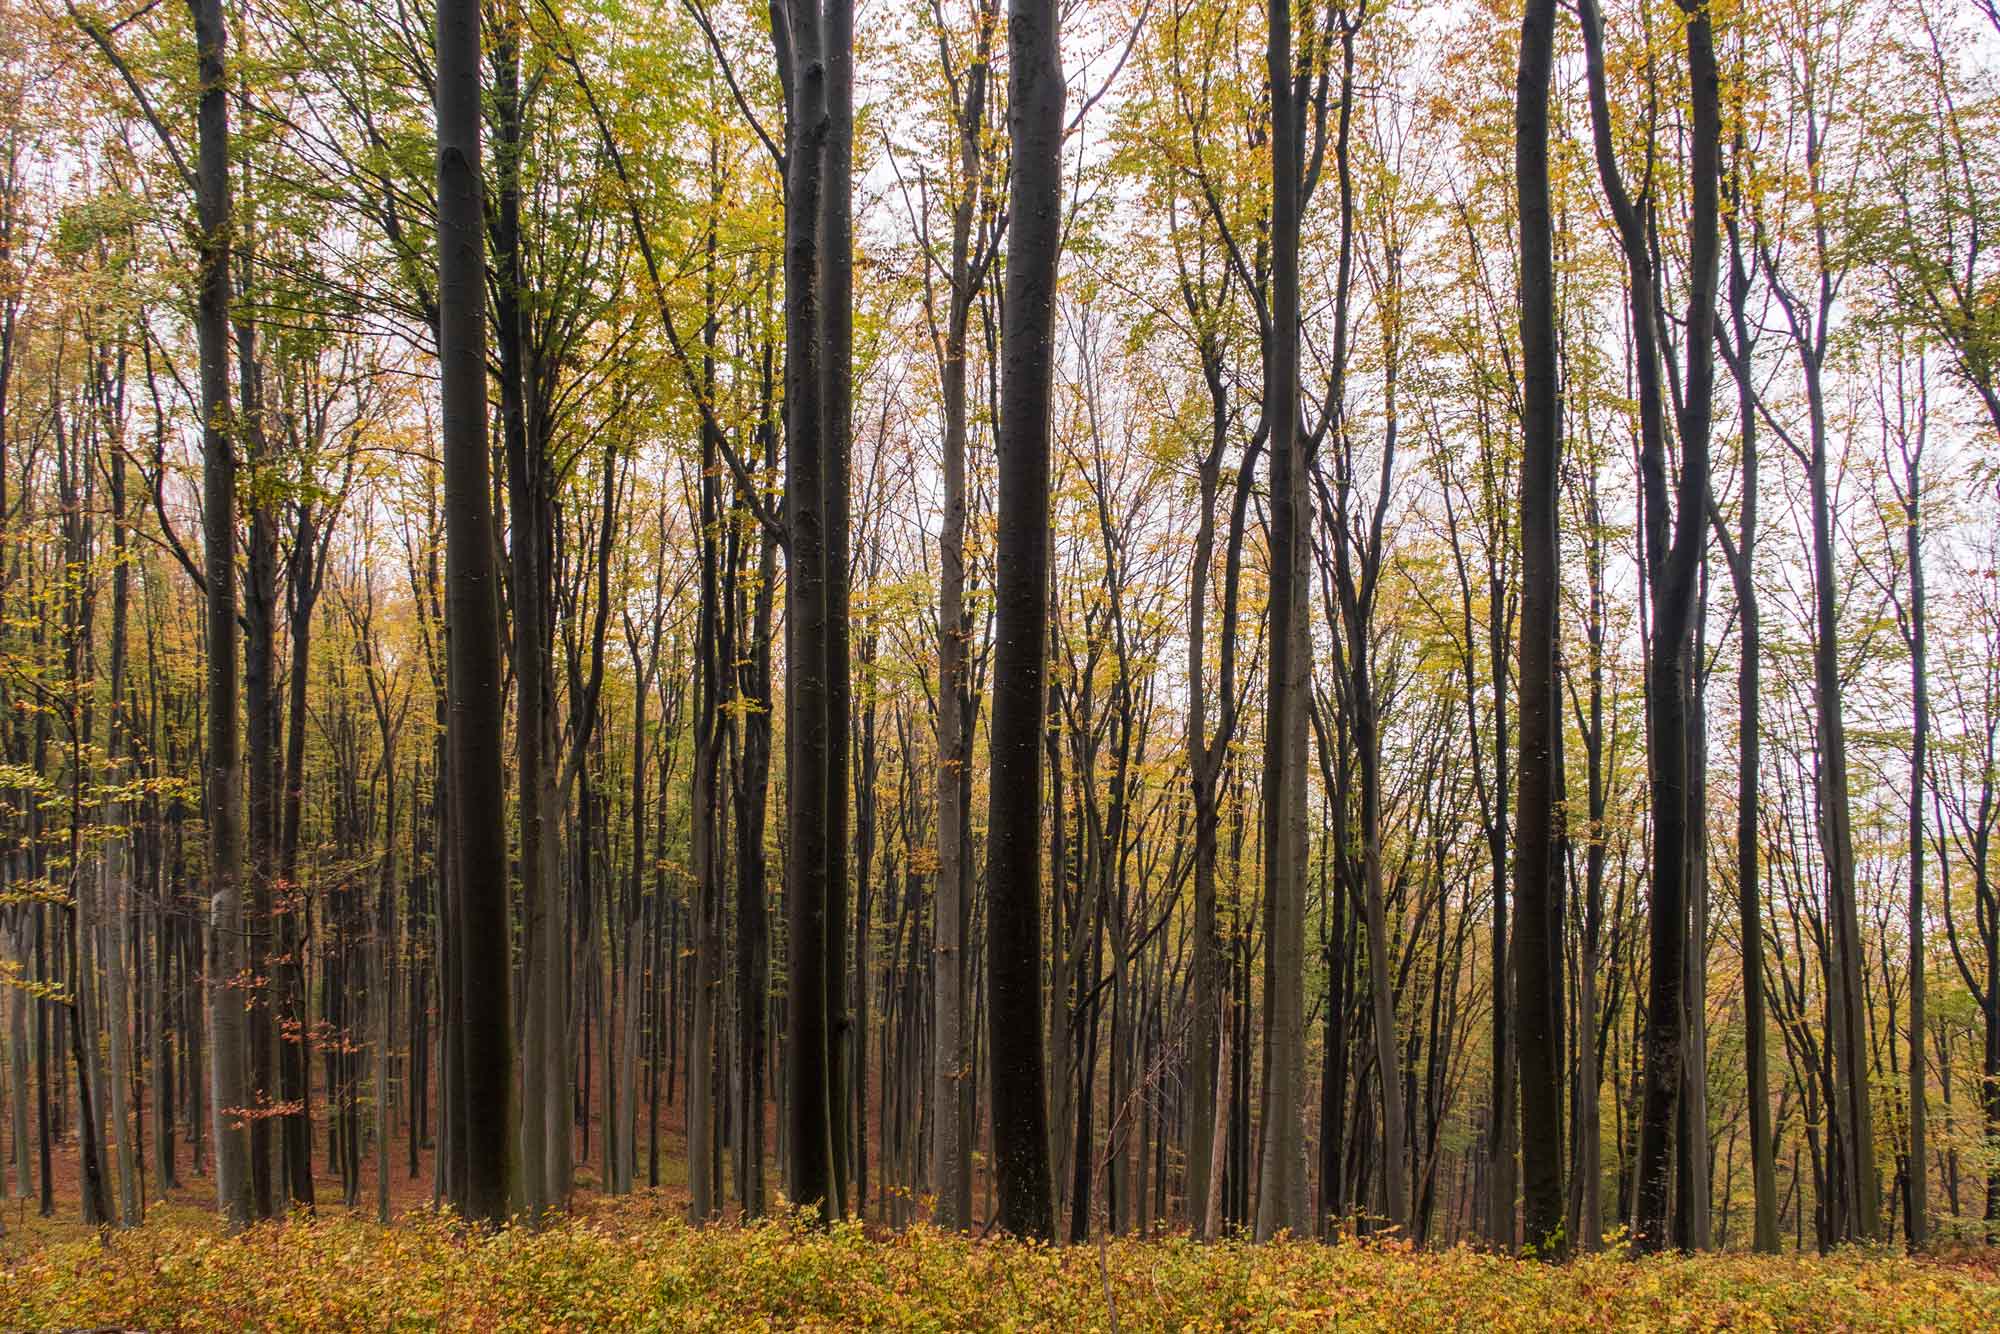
985 0 1062 1241
436 0 513 1225
1716 164 1778 1253
192 0 251 1234
930 0 995 1232
776 0 836 1221
1578 0 1720 1253
1512 0 1565 1259
1895 370 1929 1250
822 0 856 1221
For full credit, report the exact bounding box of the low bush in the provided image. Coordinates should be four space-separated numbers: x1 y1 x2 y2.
2 1207 1995 1331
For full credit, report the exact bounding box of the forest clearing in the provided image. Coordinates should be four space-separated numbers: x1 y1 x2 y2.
2 0 2000 1321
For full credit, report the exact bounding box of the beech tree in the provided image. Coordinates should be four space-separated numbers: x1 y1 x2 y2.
1512 0 1563 1261
435 0 512 1225
985 0 1062 1243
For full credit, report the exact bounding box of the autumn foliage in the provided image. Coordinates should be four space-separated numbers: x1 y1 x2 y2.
3 1206 1999 1331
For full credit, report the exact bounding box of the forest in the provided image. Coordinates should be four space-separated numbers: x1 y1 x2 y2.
0 0 1999 1318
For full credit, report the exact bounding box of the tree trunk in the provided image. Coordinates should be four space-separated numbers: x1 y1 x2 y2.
929 0 994 1232
985 0 1062 1241
105 440 140 1226
776 0 835 1223
1893 365 1929 1250
192 0 251 1234
1718 169 1778 1253
436 0 513 1225
1254 0 1310 1243
1512 0 1565 1259
1578 0 1720 1253
822 0 856 1221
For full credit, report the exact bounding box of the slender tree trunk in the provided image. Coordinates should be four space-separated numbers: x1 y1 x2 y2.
105 441 139 1227
237 284 279 1222
1253 0 1310 1244
1513 0 1565 1259
1578 0 1719 1253
822 0 855 1221
436 0 513 1225
10 917 30 1199
376 768 396 1224
193 0 251 1234
278 506 318 1210
776 0 835 1222
733 341 779 1220
985 0 1062 1241
688 420 722 1220
1807 365 1879 1244
1718 175 1778 1253
1898 378 1929 1250
929 0 993 1230
492 11 560 1224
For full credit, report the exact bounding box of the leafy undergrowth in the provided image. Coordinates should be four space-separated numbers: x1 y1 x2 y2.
3 1204 1997 1331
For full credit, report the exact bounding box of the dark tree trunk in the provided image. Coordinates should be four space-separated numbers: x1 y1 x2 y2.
1579 0 1719 1253
930 0 996 1232
192 0 251 1234
435 0 513 1225
822 0 856 1220
1512 0 1565 1261
278 506 320 1209
985 0 1062 1241
733 337 779 1219
1255 0 1310 1241
236 274 279 1222
1716 164 1777 1252
491 17 561 1222
1897 400 1929 1250
776 0 835 1222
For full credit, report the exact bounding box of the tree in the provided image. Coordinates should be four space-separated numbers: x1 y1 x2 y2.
436 0 513 1226
191 0 252 1235
1577 0 1722 1254
1714 125 1779 1254
985 0 1061 1242
1253 0 1309 1243
1882 353 1931 1249
924 0 1000 1234
1512 0 1564 1261
771 0 844 1221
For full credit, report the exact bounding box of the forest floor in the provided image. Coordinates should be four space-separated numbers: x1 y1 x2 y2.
5 1181 2000 1332
3 1139 1999 1329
